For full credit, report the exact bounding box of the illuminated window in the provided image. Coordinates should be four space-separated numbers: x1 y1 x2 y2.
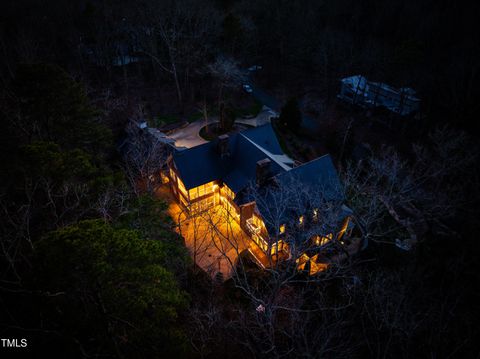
189 181 216 200
279 224 286 234
221 185 235 200
337 217 350 240
298 215 304 225
169 168 176 181
312 208 318 221
180 194 189 207
314 233 333 246
271 240 286 255
160 172 170 184
252 233 268 252
177 178 188 196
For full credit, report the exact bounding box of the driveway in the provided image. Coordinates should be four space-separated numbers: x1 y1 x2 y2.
236 105 277 127
168 107 277 149
168 118 209 149
169 79 319 150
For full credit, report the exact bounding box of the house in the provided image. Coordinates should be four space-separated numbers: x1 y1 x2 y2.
163 123 356 273
338 75 420 116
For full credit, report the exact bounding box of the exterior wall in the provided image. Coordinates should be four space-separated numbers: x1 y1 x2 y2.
168 163 189 210
218 184 239 221
239 202 255 229
167 160 356 273
339 77 420 115
188 181 217 215
167 160 240 218
249 213 269 252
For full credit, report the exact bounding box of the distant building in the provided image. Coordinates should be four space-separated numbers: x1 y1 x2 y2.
338 75 420 116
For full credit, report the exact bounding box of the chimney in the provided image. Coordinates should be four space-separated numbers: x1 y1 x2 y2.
256 158 271 186
217 134 230 158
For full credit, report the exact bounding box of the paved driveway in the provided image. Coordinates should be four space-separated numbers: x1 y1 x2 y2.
168 107 277 150
168 118 210 149
166 77 318 150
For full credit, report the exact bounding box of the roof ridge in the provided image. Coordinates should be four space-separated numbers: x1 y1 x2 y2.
288 153 333 171
239 133 293 171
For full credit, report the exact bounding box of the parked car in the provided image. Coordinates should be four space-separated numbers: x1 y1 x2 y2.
248 65 263 71
242 84 253 93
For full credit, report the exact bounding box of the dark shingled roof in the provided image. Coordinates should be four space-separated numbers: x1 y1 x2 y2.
250 155 345 236
172 124 343 207
275 154 343 201
172 124 286 192
240 123 284 155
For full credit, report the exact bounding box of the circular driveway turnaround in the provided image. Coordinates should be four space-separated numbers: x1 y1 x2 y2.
168 118 210 149
167 106 277 149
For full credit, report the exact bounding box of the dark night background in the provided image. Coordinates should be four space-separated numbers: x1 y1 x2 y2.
0 0 479 358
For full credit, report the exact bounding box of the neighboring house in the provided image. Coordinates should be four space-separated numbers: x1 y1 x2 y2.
163 123 357 273
338 75 420 116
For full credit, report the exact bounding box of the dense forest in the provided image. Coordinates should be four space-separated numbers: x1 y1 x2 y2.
1 0 479 358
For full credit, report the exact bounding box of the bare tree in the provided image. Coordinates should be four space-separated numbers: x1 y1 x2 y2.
207 56 247 130
343 125 477 249
207 55 247 101
123 114 170 195
183 127 476 358
179 175 359 358
137 0 220 106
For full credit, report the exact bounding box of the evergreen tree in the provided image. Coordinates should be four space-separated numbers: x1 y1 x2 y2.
9 63 112 153
279 97 302 132
34 219 189 357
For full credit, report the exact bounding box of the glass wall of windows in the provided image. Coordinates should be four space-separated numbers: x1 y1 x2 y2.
221 185 235 200
190 196 215 214
189 181 216 200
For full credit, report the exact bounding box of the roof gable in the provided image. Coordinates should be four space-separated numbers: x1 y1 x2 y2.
275 154 343 201
172 124 288 191
171 125 342 205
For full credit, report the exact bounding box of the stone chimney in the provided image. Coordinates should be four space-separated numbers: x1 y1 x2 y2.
217 134 230 158
256 158 271 186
